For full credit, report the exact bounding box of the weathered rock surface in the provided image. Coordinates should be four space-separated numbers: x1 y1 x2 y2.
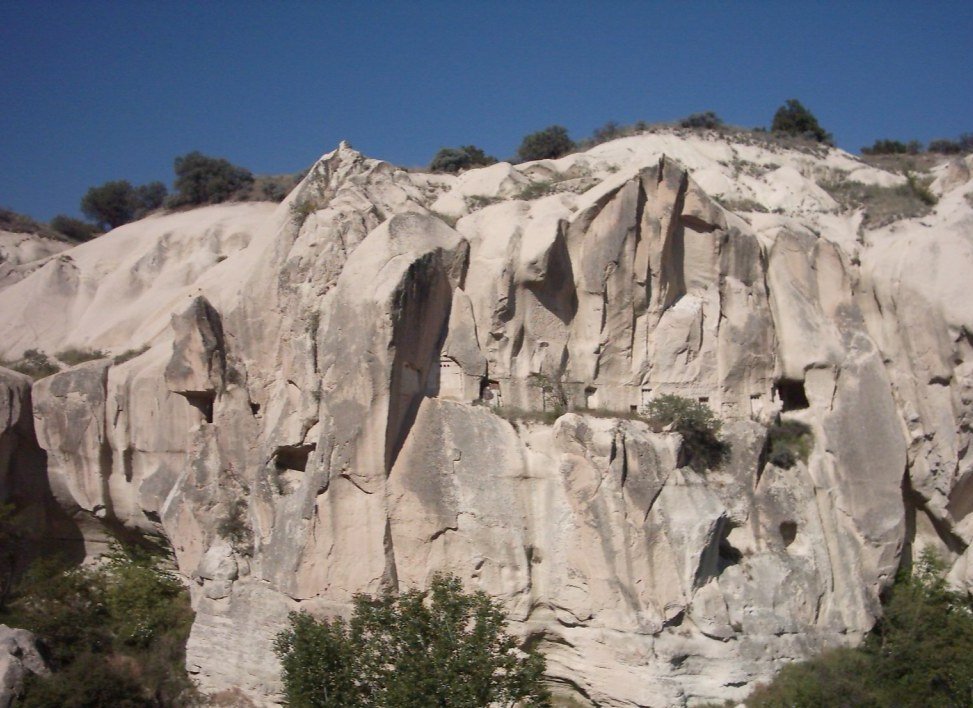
0 625 48 707
2 134 972 705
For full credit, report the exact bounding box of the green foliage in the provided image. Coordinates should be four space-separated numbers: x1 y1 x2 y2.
746 549 973 707
517 180 556 200
906 171 938 206
765 420 813 469
429 145 497 173
465 194 501 211
0 540 196 705
290 198 319 229
217 499 253 554
56 347 107 366
275 574 550 707
0 207 56 237
0 504 23 610
80 180 138 230
49 214 101 242
80 179 168 230
770 99 832 144
170 151 254 207
862 139 922 156
928 134 973 155
644 394 728 471
113 345 150 365
680 111 723 130
820 176 935 227
5 349 60 379
517 125 575 162
591 121 625 144
134 180 168 213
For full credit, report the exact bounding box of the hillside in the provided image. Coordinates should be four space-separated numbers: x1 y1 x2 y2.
1 129 972 706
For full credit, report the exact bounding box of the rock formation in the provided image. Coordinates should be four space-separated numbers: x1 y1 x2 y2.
1 133 972 705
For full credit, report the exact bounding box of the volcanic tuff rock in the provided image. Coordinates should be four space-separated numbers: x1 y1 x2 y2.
0 625 48 707
1 134 972 706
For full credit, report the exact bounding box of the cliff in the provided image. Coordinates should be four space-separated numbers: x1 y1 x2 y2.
1 132 972 705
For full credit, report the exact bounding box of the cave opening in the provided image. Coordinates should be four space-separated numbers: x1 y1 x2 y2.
274 444 316 473
776 379 809 411
183 391 215 424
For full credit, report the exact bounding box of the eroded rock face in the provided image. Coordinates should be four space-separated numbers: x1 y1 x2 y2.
14 137 973 705
0 625 48 708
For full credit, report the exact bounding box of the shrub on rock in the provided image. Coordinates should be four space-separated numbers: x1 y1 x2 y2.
517 125 574 162
170 151 254 206
771 99 832 144
428 145 497 173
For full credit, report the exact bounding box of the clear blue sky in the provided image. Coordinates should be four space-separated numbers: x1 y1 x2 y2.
2 1 971 221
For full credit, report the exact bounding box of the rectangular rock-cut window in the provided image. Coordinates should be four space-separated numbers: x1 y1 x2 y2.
584 386 597 409
437 356 465 401
640 387 653 410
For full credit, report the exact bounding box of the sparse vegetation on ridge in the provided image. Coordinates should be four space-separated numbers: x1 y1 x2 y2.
55 347 107 366
820 172 937 226
1 349 60 379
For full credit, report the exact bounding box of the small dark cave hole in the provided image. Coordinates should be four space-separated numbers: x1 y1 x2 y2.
274 444 316 473
717 523 742 573
780 520 798 547
776 379 809 411
183 391 215 424
250 402 261 416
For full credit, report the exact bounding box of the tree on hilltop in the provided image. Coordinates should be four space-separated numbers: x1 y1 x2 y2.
517 126 575 162
429 145 497 173
169 151 254 207
771 99 833 144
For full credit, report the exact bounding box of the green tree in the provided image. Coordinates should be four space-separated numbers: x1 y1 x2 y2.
49 215 101 242
80 180 138 229
517 125 574 162
644 394 728 471
429 145 497 173
275 574 550 707
170 151 254 206
133 181 167 215
746 549 973 707
771 99 832 144
679 111 723 130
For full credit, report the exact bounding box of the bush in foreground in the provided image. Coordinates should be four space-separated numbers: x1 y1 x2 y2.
1 540 196 705
517 125 575 162
275 574 550 707
746 550 973 707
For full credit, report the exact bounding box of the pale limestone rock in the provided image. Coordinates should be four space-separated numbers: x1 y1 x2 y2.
9 135 973 705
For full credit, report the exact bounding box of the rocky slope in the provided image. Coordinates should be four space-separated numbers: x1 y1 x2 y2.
1 131 972 705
